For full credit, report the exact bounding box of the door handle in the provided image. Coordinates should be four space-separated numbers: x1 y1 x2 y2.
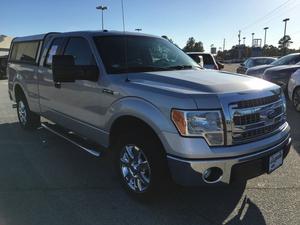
102 89 119 95
54 82 61 88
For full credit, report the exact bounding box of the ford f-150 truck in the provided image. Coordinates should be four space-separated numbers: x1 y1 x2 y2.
7 31 291 198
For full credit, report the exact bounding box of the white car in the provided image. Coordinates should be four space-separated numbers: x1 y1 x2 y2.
288 69 300 112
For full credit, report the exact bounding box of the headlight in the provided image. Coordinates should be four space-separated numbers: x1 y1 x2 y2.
281 91 286 113
171 109 224 146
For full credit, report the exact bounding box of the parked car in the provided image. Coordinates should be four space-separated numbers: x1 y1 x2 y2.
8 31 291 198
246 53 300 77
0 55 8 79
263 62 300 92
288 69 300 112
187 52 224 70
236 57 276 74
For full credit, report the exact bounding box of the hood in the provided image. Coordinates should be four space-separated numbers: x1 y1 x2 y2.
127 69 276 94
246 64 274 75
264 64 300 73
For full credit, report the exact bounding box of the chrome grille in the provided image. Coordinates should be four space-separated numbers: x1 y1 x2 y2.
229 95 286 145
233 95 280 109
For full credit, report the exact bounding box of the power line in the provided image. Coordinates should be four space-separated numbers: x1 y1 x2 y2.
241 0 292 30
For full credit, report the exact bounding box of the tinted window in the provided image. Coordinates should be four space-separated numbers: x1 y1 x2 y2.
252 58 275 66
45 38 64 66
64 38 95 65
201 54 214 65
94 36 199 74
246 59 253 67
272 54 300 66
189 54 201 63
10 41 40 63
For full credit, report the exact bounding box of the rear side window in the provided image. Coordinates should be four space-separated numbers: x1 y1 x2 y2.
63 37 95 66
10 41 40 64
189 54 201 63
45 38 64 66
201 54 214 65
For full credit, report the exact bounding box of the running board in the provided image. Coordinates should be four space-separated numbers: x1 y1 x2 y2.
41 122 102 157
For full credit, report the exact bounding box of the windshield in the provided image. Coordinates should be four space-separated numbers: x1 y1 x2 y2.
271 54 300 66
94 35 199 74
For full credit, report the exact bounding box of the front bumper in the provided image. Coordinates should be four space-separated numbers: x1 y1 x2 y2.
167 134 291 186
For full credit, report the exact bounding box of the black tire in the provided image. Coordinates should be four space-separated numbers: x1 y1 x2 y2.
16 94 40 129
112 129 170 200
292 87 300 112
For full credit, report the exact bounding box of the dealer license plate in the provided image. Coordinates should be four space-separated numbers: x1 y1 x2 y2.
268 150 283 173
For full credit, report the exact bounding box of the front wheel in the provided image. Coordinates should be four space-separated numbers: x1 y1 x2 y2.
17 96 40 129
292 87 300 112
112 131 169 199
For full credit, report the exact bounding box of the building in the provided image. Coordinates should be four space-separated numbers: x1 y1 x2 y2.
0 35 13 56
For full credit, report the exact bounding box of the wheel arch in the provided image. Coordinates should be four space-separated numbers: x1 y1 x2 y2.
109 115 163 150
106 97 175 153
14 83 26 102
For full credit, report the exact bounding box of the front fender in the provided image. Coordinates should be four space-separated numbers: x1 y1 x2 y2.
105 96 177 140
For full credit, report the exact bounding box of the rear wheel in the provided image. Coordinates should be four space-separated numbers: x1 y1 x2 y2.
292 87 300 112
112 130 169 199
16 95 40 129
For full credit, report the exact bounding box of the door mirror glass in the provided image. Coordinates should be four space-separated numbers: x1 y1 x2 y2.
52 55 99 83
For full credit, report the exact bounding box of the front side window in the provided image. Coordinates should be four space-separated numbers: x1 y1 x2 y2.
45 38 64 66
94 35 199 74
63 37 95 66
10 41 40 64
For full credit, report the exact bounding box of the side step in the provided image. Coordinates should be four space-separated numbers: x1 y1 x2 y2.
41 122 102 157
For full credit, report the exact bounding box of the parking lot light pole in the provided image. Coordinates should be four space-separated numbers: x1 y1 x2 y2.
96 5 108 30
243 37 246 45
283 18 290 37
251 33 255 47
264 27 269 46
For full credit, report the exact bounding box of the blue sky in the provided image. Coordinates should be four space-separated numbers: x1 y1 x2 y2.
1 0 300 51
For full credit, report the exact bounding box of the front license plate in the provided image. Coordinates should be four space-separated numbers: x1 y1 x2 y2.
268 150 283 173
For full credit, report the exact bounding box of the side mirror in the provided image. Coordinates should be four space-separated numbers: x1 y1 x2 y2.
240 63 245 66
52 55 99 83
217 61 224 70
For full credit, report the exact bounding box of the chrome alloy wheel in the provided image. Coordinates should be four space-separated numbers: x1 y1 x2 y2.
119 145 151 192
18 100 27 125
293 89 300 112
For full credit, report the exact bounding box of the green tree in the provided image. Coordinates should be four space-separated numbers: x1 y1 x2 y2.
262 45 280 57
183 37 204 52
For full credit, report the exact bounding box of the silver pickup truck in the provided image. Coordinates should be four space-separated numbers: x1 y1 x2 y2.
7 31 291 198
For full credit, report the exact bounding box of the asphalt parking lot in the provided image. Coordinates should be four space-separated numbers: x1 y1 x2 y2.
0 78 299 225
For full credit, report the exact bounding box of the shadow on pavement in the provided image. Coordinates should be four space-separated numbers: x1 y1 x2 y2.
0 122 267 225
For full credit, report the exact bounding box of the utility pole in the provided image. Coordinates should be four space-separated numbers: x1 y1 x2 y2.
223 38 225 51
251 33 255 47
96 5 108 30
238 30 241 46
264 27 269 46
243 37 246 45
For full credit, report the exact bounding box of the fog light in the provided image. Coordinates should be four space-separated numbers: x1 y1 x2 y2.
202 167 223 183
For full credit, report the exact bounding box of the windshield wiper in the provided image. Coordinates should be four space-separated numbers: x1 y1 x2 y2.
164 65 200 70
122 66 169 73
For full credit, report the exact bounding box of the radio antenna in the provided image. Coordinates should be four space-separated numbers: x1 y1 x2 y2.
121 0 126 32
121 0 129 81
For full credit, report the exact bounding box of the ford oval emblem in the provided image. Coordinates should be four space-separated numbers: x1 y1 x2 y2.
267 109 276 119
